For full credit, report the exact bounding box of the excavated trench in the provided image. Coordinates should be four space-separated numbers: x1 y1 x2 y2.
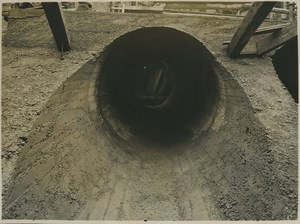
97 27 220 146
3 27 294 220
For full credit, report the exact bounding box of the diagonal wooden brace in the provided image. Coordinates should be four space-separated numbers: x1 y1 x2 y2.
227 2 277 58
42 2 71 51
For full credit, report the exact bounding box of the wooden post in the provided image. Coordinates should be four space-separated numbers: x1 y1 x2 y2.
288 2 295 21
227 2 277 58
282 2 287 19
42 2 70 51
257 21 297 55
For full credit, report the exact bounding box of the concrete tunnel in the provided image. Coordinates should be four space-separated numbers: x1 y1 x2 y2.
98 27 219 146
3 26 297 220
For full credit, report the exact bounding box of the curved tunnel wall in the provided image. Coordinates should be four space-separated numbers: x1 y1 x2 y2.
97 27 220 146
272 37 298 103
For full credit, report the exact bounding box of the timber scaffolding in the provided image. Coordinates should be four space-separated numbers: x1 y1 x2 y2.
225 2 297 58
38 1 297 59
3 2 297 21
109 1 296 21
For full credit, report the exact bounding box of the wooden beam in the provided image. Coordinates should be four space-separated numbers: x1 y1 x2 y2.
271 7 290 15
254 23 288 35
223 23 287 43
257 21 297 55
227 2 277 58
244 3 290 14
42 2 70 51
223 24 288 44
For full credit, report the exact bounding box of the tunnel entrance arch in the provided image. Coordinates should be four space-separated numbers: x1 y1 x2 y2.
97 27 221 146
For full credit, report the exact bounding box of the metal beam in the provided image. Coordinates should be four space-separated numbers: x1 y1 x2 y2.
42 2 70 51
257 21 297 55
227 2 277 58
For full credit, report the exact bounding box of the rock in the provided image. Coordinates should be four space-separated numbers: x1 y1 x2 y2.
28 102 37 106
18 136 29 145
226 203 232 209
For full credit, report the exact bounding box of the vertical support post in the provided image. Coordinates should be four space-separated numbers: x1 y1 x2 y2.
288 2 295 21
42 2 71 52
282 2 287 20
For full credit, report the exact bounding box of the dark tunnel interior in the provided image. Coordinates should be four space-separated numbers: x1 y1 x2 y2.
97 27 220 146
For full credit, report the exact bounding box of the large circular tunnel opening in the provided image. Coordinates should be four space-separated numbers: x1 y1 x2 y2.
97 27 220 146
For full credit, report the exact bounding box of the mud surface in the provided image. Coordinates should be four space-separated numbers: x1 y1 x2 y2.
2 11 298 220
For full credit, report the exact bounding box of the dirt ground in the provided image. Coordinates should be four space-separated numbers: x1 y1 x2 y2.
1 10 298 220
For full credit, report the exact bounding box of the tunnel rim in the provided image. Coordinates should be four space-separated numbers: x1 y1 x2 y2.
95 26 223 147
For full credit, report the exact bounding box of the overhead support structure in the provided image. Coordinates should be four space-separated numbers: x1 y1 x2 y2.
257 21 297 55
42 2 70 52
227 2 277 58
